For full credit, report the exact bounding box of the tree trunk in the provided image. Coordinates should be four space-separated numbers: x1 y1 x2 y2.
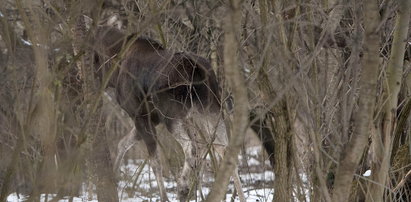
14 1 58 198
366 0 411 201
73 15 119 202
268 1 298 201
331 0 380 201
205 0 248 201
271 101 294 202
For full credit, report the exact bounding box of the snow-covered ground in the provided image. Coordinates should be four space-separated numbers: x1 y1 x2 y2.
7 146 275 202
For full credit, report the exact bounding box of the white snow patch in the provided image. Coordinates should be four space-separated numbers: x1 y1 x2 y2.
247 157 261 166
246 146 262 156
241 171 275 182
21 39 32 46
363 170 371 177
7 194 98 202
7 156 277 202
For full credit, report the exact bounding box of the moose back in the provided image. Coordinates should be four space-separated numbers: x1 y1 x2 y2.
93 26 245 202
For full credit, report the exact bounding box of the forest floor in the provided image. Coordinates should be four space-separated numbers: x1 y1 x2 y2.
7 145 276 202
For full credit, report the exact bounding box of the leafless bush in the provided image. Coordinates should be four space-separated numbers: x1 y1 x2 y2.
1 0 411 201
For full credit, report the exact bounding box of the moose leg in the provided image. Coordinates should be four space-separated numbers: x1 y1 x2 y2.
170 120 197 201
196 146 211 200
114 128 138 173
176 139 197 201
135 118 169 202
149 150 169 202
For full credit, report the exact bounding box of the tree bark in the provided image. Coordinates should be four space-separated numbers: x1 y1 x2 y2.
14 1 58 198
268 1 297 201
366 0 411 201
271 101 294 202
73 15 119 202
205 0 248 201
331 0 380 201
255 63 295 202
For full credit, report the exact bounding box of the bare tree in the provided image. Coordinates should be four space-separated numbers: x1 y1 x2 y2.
367 0 411 201
205 0 249 201
331 0 380 201
73 13 119 202
1 0 411 201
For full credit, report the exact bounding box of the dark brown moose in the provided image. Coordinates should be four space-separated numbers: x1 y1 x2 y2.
93 26 245 202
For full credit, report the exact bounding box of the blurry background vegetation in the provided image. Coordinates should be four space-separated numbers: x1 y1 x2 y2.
0 0 411 201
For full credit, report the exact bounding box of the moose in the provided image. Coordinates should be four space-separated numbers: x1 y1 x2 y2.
93 26 245 201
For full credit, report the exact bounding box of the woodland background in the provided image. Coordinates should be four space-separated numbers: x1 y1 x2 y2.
1 0 411 201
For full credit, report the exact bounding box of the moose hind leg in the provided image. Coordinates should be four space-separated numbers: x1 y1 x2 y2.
171 121 198 201
176 139 197 201
149 150 169 202
114 128 138 174
136 118 169 202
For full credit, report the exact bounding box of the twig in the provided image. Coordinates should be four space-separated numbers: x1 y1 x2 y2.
393 169 411 192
